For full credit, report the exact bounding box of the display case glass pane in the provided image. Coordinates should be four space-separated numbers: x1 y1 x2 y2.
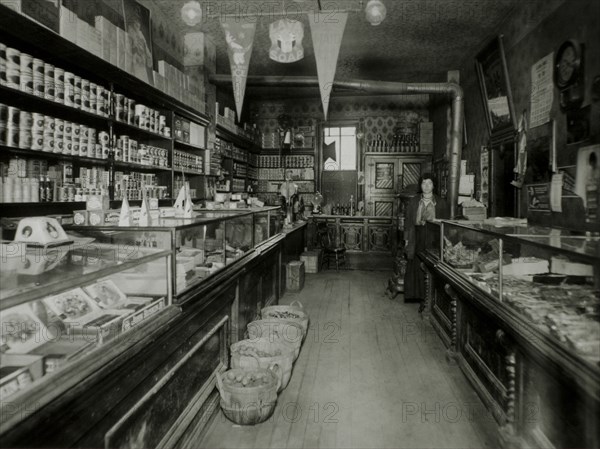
253 211 269 245
1 248 171 403
425 220 441 257
442 221 501 301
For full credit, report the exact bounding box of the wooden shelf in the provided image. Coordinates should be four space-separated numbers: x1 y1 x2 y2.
0 85 109 127
0 6 210 125
112 161 171 172
216 124 260 152
112 120 172 142
363 151 433 156
174 167 205 176
0 146 109 166
174 140 206 152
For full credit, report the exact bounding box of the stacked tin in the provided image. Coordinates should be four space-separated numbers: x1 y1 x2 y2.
0 41 110 117
112 92 169 137
0 103 104 158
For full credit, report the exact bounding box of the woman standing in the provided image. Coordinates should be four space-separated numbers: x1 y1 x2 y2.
404 174 449 305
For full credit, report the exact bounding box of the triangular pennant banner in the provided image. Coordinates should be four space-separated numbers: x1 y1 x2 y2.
221 20 257 120
308 12 347 120
323 141 336 161
139 188 152 226
174 184 186 216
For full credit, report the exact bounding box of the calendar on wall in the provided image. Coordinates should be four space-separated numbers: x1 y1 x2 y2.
529 52 554 128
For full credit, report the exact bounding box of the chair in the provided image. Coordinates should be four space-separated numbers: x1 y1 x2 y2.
316 222 347 271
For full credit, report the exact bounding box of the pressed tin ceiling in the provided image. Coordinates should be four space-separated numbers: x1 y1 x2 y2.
150 0 525 97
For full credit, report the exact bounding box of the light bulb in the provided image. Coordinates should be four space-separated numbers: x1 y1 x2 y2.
365 0 387 26
181 1 202 26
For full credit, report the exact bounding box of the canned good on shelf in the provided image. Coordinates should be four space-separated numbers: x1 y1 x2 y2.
89 83 97 113
64 71 75 106
73 75 81 109
19 52 33 94
81 79 90 111
6 47 20 89
44 63 55 100
0 43 7 86
54 67 65 103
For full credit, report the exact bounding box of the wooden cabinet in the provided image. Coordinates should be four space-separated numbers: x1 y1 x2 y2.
364 153 432 217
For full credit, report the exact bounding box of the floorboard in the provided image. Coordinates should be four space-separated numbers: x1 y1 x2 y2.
198 270 498 449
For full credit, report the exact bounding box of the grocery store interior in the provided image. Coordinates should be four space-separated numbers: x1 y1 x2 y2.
0 1 598 448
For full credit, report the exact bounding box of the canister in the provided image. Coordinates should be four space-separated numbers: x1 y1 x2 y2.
53 118 64 153
18 52 33 93
18 111 32 149
134 104 145 128
126 98 135 124
81 78 90 111
54 67 65 103
72 123 80 156
97 143 104 159
0 122 7 146
6 47 20 89
73 75 81 109
44 63 55 100
0 43 7 86
63 121 73 155
43 116 54 152
0 103 8 126
64 71 75 106
89 82 97 113
32 58 44 97
114 93 125 121
100 87 110 116
96 86 105 116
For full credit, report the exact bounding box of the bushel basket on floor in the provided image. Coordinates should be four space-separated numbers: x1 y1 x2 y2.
247 319 304 360
231 338 295 391
216 367 280 425
261 300 309 335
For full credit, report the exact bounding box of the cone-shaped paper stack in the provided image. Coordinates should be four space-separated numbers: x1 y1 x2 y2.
183 182 193 218
119 195 132 226
139 188 152 226
221 21 257 120
308 12 348 120
174 184 187 217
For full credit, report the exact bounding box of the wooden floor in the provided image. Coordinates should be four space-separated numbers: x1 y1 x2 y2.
199 270 498 449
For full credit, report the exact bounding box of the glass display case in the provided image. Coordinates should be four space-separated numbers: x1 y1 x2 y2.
428 220 600 365
69 208 282 298
0 235 173 405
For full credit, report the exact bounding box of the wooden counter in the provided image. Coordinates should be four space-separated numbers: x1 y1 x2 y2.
307 215 397 270
420 251 600 449
0 230 304 449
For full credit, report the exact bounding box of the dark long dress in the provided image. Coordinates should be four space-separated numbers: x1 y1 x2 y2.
404 194 449 302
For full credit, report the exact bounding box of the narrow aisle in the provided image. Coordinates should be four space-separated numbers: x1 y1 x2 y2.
199 271 497 449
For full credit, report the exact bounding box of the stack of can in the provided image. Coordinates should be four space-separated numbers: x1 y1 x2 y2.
0 103 104 158
0 43 7 86
0 40 110 117
114 133 168 166
112 92 169 136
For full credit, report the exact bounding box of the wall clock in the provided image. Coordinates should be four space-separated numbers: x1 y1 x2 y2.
554 39 584 110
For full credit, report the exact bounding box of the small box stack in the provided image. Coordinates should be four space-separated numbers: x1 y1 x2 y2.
300 250 322 273
419 122 433 153
286 260 305 291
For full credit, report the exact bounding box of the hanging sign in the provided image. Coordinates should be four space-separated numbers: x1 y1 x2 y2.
269 19 304 63
308 12 347 120
221 20 257 120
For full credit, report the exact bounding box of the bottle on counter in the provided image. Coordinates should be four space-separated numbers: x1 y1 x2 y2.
39 175 46 202
45 175 53 202
350 195 355 216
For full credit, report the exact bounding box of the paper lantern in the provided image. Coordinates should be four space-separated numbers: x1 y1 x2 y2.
365 0 387 26
181 1 202 26
269 19 304 63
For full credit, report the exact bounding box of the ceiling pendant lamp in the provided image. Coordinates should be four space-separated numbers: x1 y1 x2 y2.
365 0 387 26
181 1 202 26
269 19 304 63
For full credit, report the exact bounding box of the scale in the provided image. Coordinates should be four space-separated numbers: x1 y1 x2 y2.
13 217 73 248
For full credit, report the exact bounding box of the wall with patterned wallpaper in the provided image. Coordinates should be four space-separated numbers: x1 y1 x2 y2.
460 0 600 204
250 95 430 147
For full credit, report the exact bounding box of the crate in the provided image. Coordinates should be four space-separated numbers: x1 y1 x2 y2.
300 250 322 273
286 260 305 291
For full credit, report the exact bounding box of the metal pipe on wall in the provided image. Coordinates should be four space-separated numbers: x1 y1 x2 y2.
210 75 464 217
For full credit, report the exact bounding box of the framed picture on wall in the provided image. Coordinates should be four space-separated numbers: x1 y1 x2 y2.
475 35 516 138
